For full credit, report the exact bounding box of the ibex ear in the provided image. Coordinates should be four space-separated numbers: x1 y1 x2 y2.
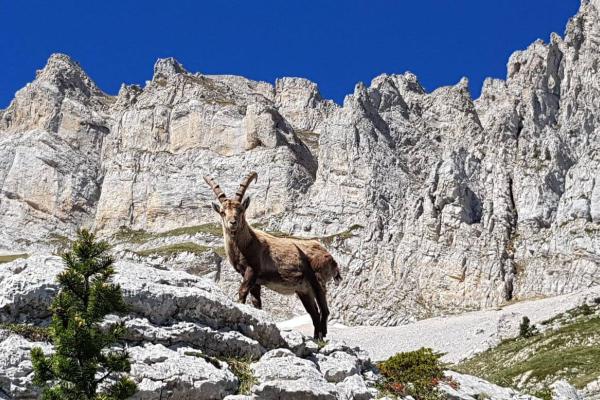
242 196 251 211
211 202 221 214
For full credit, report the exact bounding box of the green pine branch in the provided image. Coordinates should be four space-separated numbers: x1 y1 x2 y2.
31 229 137 400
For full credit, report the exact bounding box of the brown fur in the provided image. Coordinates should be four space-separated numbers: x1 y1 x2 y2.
204 175 342 339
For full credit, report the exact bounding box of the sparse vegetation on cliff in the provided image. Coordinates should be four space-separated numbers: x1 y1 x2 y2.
114 222 223 244
134 242 214 258
454 303 600 396
0 253 28 264
0 323 51 342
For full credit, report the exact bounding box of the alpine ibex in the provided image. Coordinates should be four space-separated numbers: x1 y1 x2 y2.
203 172 341 339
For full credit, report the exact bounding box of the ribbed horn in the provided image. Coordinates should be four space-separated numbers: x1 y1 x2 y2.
203 175 227 203
234 171 258 201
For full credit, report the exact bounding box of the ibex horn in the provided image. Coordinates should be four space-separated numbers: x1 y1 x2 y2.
234 171 258 201
203 175 227 203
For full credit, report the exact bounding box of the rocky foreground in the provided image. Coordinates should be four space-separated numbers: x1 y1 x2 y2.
0 255 564 400
2 1 600 327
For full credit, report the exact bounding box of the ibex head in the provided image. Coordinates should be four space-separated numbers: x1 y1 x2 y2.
203 172 257 234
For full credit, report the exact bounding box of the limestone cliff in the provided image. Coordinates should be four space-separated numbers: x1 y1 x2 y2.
2 1 600 326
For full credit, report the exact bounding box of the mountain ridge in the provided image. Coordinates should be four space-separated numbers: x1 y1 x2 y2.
1 0 600 327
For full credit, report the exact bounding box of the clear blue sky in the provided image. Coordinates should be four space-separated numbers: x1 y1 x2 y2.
1 0 579 108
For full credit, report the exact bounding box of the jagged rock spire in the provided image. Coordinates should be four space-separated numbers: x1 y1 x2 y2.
153 57 187 80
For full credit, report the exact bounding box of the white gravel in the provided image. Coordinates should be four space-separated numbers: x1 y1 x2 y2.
278 286 600 363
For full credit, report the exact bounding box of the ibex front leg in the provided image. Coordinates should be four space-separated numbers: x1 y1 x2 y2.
238 267 256 304
297 292 322 339
314 285 330 338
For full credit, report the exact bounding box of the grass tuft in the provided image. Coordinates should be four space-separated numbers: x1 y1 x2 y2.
0 323 51 342
0 253 28 264
135 242 215 258
223 357 257 395
320 224 364 245
48 233 73 254
114 223 223 244
184 351 222 369
259 224 364 245
157 223 223 238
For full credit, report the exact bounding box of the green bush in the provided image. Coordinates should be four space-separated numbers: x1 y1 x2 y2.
533 388 552 400
579 303 593 316
519 316 537 338
31 229 137 400
377 348 446 399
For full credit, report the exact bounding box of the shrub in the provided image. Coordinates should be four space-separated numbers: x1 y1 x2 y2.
377 348 445 400
579 303 593 316
31 229 137 400
519 316 538 338
533 388 552 400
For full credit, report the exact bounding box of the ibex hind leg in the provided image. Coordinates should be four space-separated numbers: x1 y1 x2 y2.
297 292 322 340
250 285 262 309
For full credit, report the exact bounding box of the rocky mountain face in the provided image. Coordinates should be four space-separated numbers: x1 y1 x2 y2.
2 1 600 326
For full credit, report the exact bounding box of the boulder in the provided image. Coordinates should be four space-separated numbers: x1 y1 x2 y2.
441 371 541 400
0 331 51 399
0 255 285 351
550 380 583 400
129 343 238 400
335 375 377 400
315 351 361 383
250 349 338 400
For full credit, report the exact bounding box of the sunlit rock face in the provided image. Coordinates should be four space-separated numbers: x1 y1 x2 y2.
2 1 600 325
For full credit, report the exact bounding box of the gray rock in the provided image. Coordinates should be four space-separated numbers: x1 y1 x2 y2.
315 351 360 383
335 374 376 400
128 343 238 400
0 255 285 352
581 378 600 400
0 255 62 322
551 380 583 400
0 331 51 399
441 371 541 400
0 329 240 400
112 259 286 350
250 349 337 399
280 329 317 357
120 317 265 359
